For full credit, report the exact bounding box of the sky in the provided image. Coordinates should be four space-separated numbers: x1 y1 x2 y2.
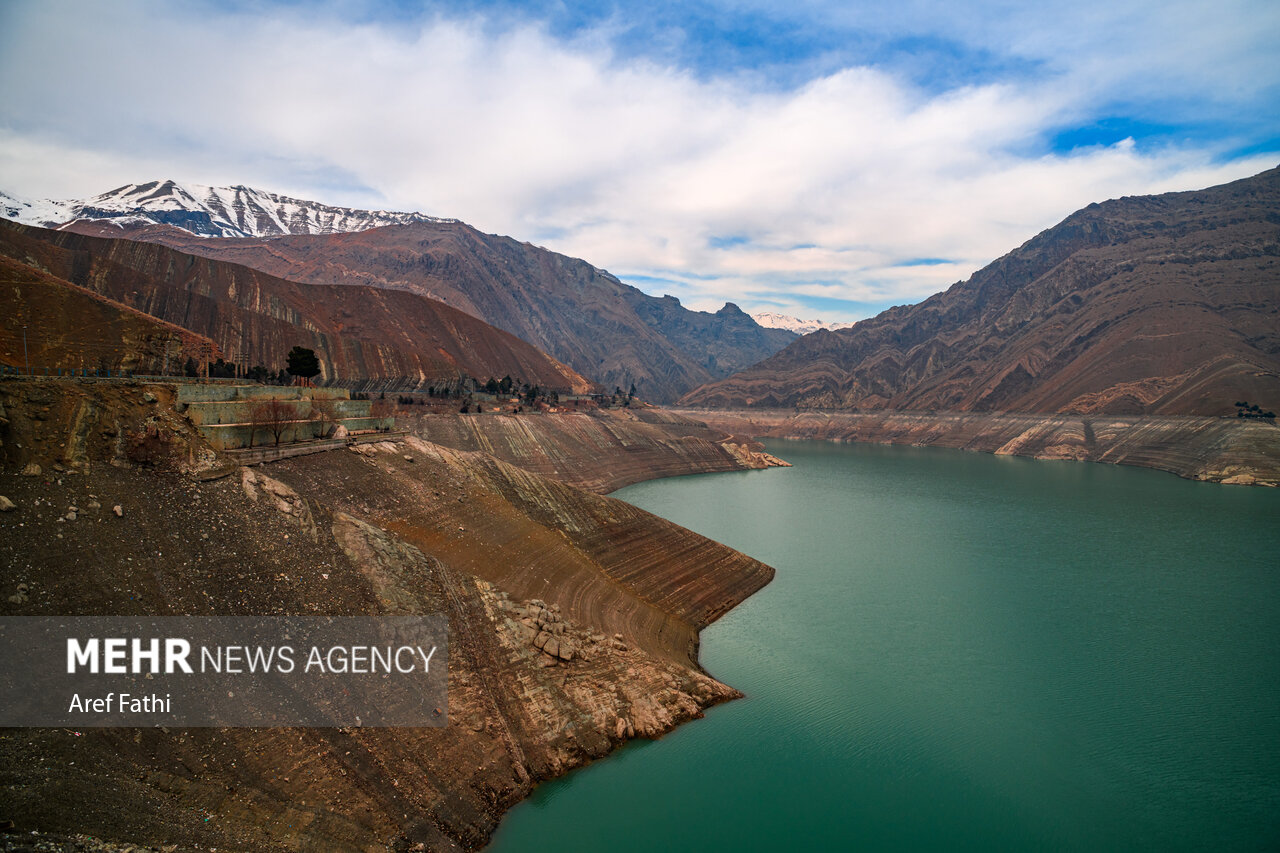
1 0 1277 322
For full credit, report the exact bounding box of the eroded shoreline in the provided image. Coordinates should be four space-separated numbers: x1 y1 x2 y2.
0 380 781 851
671 408 1280 486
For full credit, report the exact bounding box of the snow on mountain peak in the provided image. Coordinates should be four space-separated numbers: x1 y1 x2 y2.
0 180 454 238
751 312 855 335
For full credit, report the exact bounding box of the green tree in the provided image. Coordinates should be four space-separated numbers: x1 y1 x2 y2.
286 347 321 384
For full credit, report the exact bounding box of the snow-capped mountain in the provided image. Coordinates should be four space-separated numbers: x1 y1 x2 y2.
0 179 453 238
751 312 855 335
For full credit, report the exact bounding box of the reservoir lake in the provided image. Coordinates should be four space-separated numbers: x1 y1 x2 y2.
489 440 1280 851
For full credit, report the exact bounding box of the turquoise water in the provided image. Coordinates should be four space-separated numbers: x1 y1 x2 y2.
488 441 1280 851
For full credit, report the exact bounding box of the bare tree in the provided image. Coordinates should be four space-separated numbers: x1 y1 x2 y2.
249 398 303 447
311 397 342 438
370 396 395 429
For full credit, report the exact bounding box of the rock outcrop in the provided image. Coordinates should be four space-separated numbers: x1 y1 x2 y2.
682 166 1280 416
676 408 1280 486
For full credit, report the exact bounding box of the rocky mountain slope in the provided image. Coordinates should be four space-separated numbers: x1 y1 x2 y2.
684 166 1280 416
1 179 452 238
0 254 216 376
59 215 797 402
0 219 591 393
0 379 776 850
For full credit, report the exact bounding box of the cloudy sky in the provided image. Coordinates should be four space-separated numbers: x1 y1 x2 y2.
1 0 1277 321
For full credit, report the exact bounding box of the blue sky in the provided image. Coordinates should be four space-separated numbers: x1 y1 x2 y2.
1 0 1277 321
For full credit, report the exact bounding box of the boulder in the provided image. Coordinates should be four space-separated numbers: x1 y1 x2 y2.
20 463 41 477
0 496 15 512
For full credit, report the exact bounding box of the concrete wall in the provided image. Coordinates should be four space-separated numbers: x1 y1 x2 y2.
199 417 394 450
177 384 394 450
184 398 372 426
175 384 351 404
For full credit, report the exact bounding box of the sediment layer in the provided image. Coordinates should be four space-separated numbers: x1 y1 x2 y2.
403 406 788 494
674 408 1280 486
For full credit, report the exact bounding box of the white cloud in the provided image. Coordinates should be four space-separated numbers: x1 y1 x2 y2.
0 1 1275 322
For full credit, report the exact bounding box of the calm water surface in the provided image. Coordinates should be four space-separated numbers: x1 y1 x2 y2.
489 441 1280 851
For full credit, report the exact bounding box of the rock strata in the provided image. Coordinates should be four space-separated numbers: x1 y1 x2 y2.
404 406 789 494
677 408 1280 486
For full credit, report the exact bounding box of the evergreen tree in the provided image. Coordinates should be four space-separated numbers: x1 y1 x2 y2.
286 346 321 383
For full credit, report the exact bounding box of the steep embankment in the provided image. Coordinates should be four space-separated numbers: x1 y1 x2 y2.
0 219 591 393
682 166 1280 415
404 406 788 494
0 380 775 851
677 408 1280 486
0 254 216 376
65 219 797 402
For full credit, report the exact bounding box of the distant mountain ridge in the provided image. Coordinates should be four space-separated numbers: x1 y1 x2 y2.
683 166 1280 416
0 179 452 238
751 312 855 335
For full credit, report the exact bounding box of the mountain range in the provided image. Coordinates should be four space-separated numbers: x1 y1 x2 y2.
0 179 452 238
6 169 1278 416
684 166 1280 416
3 181 797 401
